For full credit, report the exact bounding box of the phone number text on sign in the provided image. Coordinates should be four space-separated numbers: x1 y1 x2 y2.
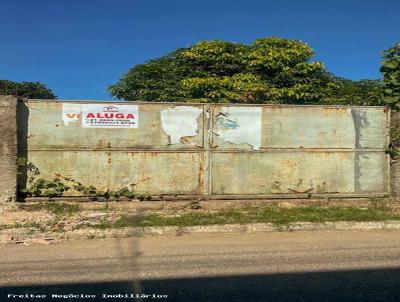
82 104 139 128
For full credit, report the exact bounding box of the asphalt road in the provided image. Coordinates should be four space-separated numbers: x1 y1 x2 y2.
1 230 400 302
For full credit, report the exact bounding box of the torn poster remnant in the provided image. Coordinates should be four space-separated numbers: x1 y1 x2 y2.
214 107 262 150
62 103 82 126
160 106 203 144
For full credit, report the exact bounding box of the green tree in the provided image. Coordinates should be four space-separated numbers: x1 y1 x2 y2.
381 42 400 110
0 80 56 99
320 77 383 106
109 37 382 105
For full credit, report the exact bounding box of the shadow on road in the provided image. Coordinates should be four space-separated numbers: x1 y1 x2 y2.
1 268 400 302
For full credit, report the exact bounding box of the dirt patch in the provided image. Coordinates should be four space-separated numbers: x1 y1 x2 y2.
0 198 398 245
0 210 54 226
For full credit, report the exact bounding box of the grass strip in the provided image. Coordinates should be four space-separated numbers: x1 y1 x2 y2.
98 205 400 229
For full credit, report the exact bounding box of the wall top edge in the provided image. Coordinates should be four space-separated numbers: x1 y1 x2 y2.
23 99 388 110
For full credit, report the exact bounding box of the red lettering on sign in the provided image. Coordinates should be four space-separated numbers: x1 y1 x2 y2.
85 112 136 119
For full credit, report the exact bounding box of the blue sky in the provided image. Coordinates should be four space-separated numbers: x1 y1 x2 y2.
0 0 399 100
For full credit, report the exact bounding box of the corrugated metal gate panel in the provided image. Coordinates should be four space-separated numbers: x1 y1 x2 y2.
209 105 389 196
19 100 390 198
210 151 388 195
27 151 205 195
211 106 388 150
25 102 205 150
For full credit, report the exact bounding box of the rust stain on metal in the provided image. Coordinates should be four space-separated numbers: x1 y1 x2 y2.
287 187 315 194
198 153 205 193
131 176 151 189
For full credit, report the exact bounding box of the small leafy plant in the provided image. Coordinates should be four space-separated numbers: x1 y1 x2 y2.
20 172 136 201
21 177 69 197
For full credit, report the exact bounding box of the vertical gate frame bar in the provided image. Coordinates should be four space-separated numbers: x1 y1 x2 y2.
206 105 213 198
386 107 392 195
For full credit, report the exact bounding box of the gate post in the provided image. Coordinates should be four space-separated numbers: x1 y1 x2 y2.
391 111 400 199
0 95 18 203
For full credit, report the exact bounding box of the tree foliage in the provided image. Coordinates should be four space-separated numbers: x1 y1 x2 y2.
0 80 56 99
381 42 400 110
321 78 383 106
109 37 382 105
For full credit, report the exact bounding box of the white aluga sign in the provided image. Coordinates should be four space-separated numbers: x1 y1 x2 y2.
81 104 139 128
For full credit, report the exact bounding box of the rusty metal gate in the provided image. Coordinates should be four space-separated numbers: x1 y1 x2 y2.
18 100 390 199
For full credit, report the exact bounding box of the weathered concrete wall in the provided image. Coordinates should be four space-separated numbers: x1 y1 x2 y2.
0 96 17 202
18 100 390 198
391 111 400 199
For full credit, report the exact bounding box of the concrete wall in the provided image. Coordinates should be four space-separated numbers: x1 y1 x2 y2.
17 100 391 199
0 96 17 203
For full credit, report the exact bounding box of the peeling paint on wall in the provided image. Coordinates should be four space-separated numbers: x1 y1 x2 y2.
160 106 203 144
214 107 262 150
62 103 82 126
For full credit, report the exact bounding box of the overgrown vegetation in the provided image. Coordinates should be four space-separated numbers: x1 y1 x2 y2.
109 37 383 105
142 206 400 227
388 127 400 157
86 215 140 230
0 221 45 232
18 159 136 200
4 200 400 234
45 203 81 216
86 204 400 229
18 202 81 216
21 175 136 200
0 80 56 99
381 42 400 111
